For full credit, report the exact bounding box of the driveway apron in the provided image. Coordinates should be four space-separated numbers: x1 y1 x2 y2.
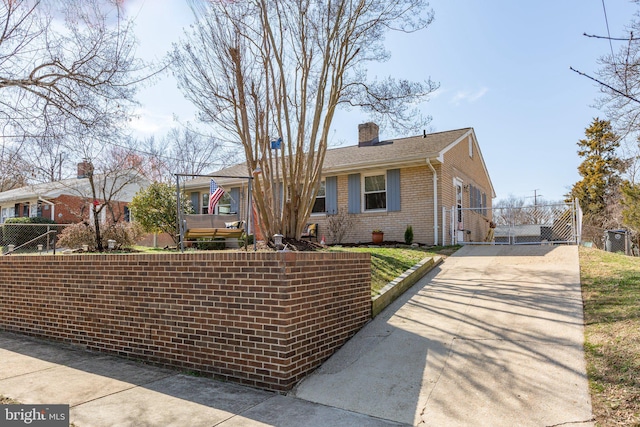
291 245 593 426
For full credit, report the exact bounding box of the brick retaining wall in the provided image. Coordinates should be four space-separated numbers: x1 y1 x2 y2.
0 251 371 391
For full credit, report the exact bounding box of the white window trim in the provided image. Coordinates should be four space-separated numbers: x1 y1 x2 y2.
89 205 107 224
362 171 387 212
311 180 327 216
468 136 473 158
453 177 464 227
201 192 209 214
216 192 232 215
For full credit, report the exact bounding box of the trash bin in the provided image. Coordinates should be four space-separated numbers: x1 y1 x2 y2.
605 230 627 253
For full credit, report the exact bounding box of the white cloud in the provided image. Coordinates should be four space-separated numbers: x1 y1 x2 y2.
129 108 175 137
450 87 489 105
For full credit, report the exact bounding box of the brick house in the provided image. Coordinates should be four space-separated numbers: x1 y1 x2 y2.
184 123 495 245
0 162 146 224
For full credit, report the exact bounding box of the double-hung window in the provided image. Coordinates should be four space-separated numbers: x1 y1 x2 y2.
364 173 386 211
312 181 326 214
201 193 209 214
202 192 232 214
217 193 231 214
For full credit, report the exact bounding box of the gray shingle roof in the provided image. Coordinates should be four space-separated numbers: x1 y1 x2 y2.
183 128 474 189
321 128 472 173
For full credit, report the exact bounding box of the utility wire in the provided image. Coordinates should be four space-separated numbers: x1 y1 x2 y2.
602 0 616 60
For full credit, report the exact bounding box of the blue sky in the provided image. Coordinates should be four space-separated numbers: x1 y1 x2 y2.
127 0 638 203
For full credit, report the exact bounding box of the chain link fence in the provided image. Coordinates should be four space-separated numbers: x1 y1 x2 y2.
444 201 581 246
0 223 69 255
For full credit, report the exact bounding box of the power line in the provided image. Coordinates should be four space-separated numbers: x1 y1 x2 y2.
601 0 616 60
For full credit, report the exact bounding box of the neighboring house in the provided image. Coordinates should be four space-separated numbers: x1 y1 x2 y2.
0 162 146 224
183 123 495 245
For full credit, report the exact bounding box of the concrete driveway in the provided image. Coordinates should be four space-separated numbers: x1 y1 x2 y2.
291 245 593 426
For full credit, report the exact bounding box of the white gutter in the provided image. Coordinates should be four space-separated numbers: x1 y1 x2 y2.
426 158 438 245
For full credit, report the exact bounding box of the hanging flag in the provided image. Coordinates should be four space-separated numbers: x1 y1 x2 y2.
208 179 225 214
270 137 282 150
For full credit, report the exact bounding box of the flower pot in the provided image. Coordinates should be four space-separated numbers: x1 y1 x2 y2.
372 232 384 244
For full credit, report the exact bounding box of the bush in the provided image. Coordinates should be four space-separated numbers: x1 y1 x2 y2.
404 225 414 245
195 238 226 250
57 222 143 251
102 222 144 249
57 223 96 250
326 208 354 244
240 234 254 246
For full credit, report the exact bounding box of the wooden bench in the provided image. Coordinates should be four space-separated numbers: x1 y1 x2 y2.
183 214 245 240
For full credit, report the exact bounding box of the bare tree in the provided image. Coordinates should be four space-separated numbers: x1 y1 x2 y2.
166 126 233 176
0 0 146 141
60 140 146 251
20 135 69 183
172 0 438 240
0 142 28 191
137 126 236 183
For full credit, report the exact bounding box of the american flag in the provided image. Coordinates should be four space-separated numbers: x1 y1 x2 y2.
208 179 224 214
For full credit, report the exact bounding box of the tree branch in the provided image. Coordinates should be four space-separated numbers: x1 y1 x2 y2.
570 66 640 104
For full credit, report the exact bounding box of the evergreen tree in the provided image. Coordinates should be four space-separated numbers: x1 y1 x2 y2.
571 119 625 214
570 118 627 244
622 181 640 233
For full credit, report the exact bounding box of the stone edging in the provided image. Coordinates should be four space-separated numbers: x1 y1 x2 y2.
371 256 443 318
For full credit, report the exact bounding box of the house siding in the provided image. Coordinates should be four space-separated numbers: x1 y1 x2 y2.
440 135 494 243
183 128 493 247
310 166 435 245
52 195 130 225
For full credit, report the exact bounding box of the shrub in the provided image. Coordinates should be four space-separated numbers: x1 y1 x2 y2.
195 238 226 250
102 222 144 249
404 225 414 245
326 208 354 244
240 234 254 246
58 222 143 251
57 223 96 250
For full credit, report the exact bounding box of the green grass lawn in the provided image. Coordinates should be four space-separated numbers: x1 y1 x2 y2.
580 247 640 426
330 245 459 295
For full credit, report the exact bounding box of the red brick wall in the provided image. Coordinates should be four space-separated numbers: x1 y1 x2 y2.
0 251 370 391
51 195 130 224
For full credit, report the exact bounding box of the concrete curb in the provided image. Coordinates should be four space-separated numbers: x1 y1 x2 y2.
371 255 443 318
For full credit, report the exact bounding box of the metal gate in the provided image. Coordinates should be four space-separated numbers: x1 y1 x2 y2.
443 200 582 246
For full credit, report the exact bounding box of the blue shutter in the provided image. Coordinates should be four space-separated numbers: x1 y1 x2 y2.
387 169 401 212
325 176 338 214
190 192 200 213
230 187 240 214
348 174 361 214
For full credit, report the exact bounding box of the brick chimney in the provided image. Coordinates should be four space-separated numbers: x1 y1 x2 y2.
77 161 93 179
358 122 379 147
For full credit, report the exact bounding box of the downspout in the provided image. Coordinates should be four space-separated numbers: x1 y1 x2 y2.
426 159 438 245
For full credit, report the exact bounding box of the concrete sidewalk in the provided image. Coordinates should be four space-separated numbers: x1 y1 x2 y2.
292 245 593 426
0 331 401 426
0 245 592 426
